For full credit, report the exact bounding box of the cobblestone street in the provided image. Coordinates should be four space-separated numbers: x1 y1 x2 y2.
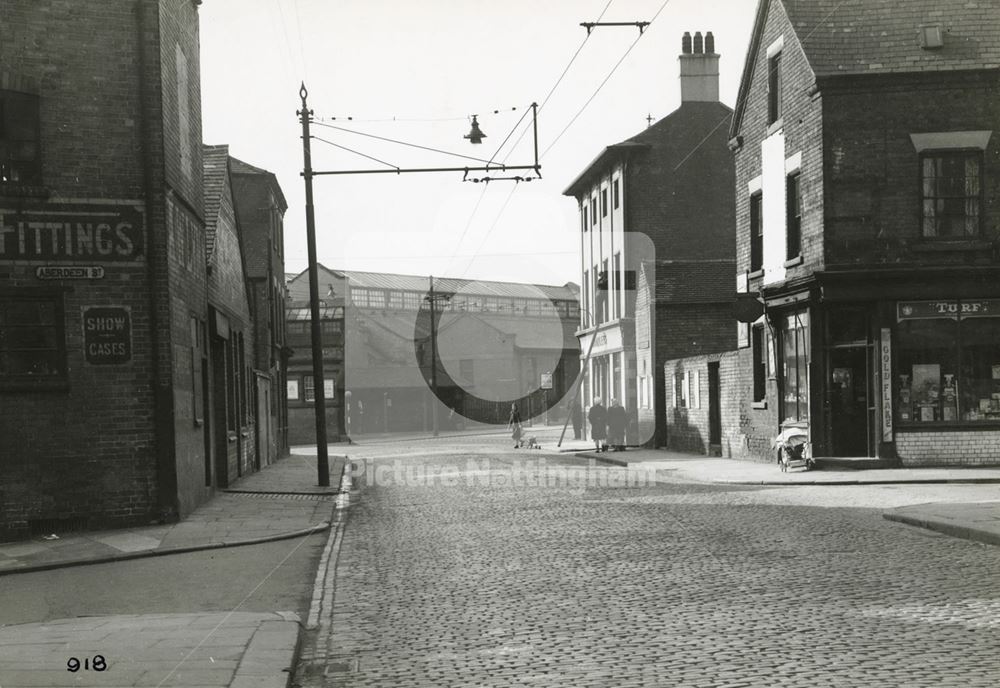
297 438 1000 687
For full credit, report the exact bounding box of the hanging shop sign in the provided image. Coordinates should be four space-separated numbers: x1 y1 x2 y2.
896 300 1000 322
0 204 145 263
83 306 132 365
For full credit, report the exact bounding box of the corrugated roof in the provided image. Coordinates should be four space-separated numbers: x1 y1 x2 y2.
783 0 1000 77
202 144 230 264
652 260 736 304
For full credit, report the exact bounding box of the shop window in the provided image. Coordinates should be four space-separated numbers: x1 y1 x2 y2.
767 51 782 125
750 192 763 272
781 311 810 422
896 301 1000 423
0 90 41 185
921 152 981 238
752 323 767 402
0 294 66 387
786 172 801 259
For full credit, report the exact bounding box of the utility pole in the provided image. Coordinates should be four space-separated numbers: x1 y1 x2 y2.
429 276 439 437
298 83 330 487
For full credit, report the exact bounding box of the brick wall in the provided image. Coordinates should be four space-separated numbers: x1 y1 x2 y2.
822 71 1000 267
897 431 1000 466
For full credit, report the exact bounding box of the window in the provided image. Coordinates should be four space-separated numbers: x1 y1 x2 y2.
601 188 608 217
896 300 1000 423
320 320 342 335
582 206 588 231
786 172 801 258
781 311 810 422
0 90 41 184
591 197 597 225
0 293 66 386
287 378 300 400
750 192 763 271
768 52 782 125
613 179 620 209
921 152 982 238
303 375 333 402
752 323 767 402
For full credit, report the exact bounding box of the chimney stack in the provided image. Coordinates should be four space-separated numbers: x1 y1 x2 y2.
678 30 720 103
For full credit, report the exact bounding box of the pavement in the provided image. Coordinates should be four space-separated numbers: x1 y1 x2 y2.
573 445 1000 548
0 452 347 688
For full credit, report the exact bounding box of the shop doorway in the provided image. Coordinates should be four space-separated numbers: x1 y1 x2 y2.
707 362 721 454
829 345 872 456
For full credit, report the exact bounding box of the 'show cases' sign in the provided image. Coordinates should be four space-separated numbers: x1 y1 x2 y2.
0 204 145 263
83 307 132 365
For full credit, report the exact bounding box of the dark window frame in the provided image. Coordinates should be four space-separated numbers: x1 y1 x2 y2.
767 52 782 125
0 290 68 391
0 89 42 186
786 171 802 259
750 192 763 272
752 323 766 402
919 149 983 239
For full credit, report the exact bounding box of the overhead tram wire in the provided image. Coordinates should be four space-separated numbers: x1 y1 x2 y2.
311 136 399 171
311 120 502 166
541 0 675 160
443 0 616 277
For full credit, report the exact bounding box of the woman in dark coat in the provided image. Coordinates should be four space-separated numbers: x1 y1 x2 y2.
607 398 627 452
588 397 607 452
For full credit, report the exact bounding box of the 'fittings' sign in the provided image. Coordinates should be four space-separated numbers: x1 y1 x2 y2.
0 205 145 263
83 307 132 365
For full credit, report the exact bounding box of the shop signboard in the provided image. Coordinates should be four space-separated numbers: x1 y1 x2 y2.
83 306 132 365
1 204 145 264
897 300 1000 321
880 328 892 441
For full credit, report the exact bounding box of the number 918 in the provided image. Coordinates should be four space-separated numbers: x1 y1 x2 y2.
67 655 107 672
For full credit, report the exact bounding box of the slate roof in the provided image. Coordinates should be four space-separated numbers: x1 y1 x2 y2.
202 144 230 264
563 101 734 198
783 0 1000 77
649 260 736 304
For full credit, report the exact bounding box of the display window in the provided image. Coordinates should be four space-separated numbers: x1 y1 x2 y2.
781 310 810 422
895 300 1000 423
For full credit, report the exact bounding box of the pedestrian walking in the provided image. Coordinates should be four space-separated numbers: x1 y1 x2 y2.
588 397 607 452
571 402 583 440
607 398 627 452
507 403 523 448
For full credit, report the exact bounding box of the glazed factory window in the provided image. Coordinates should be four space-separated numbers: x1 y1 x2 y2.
896 300 1000 423
921 152 982 238
0 294 66 387
0 90 41 185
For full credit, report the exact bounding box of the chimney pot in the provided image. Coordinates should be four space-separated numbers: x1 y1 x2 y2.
705 31 715 54
693 31 704 54
682 32 692 54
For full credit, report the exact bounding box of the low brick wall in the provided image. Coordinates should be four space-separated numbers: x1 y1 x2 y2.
896 431 1000 466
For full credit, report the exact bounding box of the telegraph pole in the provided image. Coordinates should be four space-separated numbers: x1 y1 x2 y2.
298 83 330 487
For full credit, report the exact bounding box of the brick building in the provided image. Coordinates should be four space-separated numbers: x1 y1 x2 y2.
285 266 580 443
0 1 274 540
230 156 289 465
727 0 1000 465
564 31 735 447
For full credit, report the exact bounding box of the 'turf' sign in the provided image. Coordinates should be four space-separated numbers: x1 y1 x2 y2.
83 307 132 365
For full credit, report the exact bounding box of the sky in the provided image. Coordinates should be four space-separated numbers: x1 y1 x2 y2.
200 0 759 288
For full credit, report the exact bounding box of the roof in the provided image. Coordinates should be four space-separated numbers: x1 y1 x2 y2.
286 265 579 303
202 144 230 264
784 0 1000 77
563 101 734 198
287 306 342 321
731 0 1000 137
648 260 736 304
229 155 288 212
